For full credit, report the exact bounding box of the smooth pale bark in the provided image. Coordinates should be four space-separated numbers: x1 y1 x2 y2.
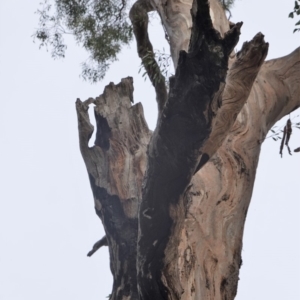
76 0 300 299
149 0 230 67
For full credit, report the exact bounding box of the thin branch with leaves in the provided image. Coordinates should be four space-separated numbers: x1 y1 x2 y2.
288 0 300 33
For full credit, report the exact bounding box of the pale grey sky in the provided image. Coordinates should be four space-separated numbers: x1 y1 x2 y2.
0 1 299 299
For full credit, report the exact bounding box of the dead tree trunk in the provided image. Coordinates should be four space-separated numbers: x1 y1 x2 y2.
76 0 300 299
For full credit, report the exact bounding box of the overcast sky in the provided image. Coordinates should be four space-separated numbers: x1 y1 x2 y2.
0 0 299 299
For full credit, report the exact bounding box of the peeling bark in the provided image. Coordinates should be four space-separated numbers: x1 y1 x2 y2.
76 0 300 299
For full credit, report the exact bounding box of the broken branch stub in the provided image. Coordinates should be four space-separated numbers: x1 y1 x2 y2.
199 32 269 167
87 235 108 257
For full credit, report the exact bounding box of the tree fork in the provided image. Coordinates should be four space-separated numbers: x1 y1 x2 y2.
76 0 300 299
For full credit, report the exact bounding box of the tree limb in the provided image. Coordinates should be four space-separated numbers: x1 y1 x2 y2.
259 47 300 127
130 0 168 113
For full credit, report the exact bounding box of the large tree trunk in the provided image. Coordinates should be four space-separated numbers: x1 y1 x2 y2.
76 0 300 299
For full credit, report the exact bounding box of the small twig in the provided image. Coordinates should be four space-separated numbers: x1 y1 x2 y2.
280 119 292 157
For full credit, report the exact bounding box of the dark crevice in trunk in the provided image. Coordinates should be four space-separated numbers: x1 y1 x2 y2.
94 113 111 150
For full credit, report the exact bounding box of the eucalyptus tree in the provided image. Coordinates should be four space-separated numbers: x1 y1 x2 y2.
34 0 300 299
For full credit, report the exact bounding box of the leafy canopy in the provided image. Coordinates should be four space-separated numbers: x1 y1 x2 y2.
33 0 132 82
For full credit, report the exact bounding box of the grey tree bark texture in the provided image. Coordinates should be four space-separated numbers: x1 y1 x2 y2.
76 0 300 299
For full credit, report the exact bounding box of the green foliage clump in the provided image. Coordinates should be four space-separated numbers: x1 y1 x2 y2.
220 0 235 10
289 0 300 33
33 0 132 82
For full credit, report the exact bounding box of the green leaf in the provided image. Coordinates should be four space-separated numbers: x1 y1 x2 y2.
289 12 294 18
295 20 300 25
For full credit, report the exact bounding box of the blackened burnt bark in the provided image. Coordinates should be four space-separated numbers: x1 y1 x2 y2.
137 1 242 298
94 113 111 150
89 175 139 299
